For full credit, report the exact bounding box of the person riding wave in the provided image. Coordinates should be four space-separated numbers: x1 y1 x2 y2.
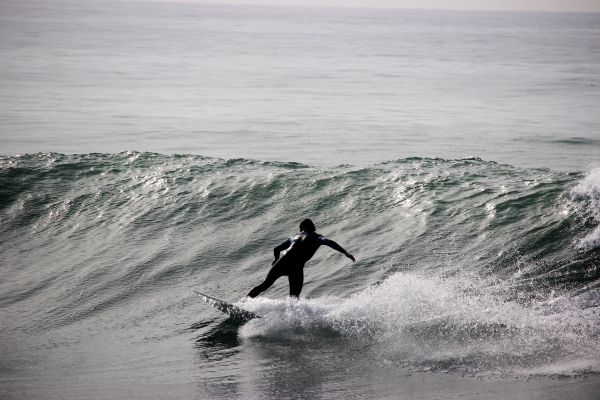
247 219 355 298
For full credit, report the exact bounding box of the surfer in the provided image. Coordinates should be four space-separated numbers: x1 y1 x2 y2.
247 219 355 298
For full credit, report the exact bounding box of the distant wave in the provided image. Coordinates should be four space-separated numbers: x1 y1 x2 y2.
551 137 600 146
513 136 600 146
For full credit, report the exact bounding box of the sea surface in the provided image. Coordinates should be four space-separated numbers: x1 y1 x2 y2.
1 1 600 399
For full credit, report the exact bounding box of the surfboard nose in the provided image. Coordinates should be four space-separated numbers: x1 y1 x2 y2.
193 289 260 321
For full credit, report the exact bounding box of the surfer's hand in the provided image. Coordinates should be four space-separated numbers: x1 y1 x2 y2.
346 253 356 262
272 258 278 266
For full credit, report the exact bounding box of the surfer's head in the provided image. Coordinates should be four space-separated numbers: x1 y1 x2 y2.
299 218 316 232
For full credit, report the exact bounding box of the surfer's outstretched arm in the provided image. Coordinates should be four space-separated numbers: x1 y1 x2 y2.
320 237 356 262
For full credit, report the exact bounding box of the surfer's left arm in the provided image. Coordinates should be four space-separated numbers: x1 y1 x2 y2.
320 237 356 262
273 237 292 265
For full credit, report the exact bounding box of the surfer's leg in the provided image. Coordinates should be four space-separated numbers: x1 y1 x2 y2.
288 269 304 298
247 265 285 298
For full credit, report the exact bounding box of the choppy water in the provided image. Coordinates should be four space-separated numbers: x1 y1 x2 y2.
1 153 599 398
1 0 600 398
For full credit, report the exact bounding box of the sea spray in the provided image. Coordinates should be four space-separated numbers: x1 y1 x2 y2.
239 272 600 376
571 167 600 250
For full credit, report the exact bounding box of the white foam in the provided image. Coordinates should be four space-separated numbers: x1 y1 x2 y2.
238 272 600 376
571 166 600 250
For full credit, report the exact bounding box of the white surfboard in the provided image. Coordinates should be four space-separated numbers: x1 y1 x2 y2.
193 289 260 321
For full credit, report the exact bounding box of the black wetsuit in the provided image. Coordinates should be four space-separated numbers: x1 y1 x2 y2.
248 231 350 298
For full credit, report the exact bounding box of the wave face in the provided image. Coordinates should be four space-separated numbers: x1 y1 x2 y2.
1 152 599 377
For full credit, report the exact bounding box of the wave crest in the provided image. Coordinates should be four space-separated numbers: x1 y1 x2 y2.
571 167 600 250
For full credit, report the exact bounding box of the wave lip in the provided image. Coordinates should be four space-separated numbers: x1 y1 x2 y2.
571 167 600 250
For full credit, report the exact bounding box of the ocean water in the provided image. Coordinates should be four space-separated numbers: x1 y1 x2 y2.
1 0 599 169
1 1 600 399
